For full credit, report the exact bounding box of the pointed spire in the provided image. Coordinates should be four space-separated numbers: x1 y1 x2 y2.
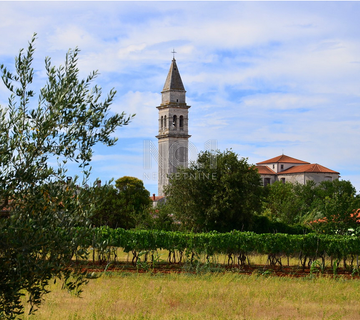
162 58 185 92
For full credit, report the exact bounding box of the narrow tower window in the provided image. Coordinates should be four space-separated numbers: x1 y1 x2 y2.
164 115 167 128
172 115 177 129
179 115 184 130
161 116 163 129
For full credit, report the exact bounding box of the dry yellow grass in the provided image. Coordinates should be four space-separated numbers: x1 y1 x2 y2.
20 272 360 320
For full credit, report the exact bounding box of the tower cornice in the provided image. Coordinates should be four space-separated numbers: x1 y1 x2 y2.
156 104 191 110
161 89 187 94
156 134 191 139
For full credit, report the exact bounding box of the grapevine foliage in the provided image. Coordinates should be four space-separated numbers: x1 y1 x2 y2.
87 227 360 267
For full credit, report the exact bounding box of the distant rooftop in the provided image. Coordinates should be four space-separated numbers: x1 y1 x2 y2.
257 154 310 165
279 163 339 175
256 166 276 175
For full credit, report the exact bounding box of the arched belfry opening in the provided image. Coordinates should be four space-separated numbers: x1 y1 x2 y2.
156 58 191 196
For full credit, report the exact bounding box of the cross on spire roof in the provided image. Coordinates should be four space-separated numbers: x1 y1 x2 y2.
171 49 176 59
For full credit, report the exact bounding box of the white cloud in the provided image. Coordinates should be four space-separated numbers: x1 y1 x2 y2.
112 91 160 139
117 44 147 59
47 25 99 53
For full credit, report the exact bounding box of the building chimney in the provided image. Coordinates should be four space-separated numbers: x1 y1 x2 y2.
153 193 156 201
97 180 101 188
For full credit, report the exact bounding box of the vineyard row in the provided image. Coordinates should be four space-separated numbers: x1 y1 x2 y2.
82 227 360 269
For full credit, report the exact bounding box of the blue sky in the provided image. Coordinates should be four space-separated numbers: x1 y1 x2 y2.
1 1 360 195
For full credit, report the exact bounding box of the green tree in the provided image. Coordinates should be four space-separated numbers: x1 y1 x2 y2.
261 181 299 224
114 176 151 228
90 177 151 229
261 179 360 232
308 180 360 234
315 179 357 200
87 182 120 227
312 194 360 234
261 180 317 224
164 150 263 232
144 203 179 231
0 35 133 318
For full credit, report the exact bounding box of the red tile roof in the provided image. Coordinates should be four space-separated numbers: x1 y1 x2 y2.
279 163 339 175
255 166 276 175
150 195 165 202
257 154 310 165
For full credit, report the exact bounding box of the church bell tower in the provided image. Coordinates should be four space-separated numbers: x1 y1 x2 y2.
156 58 191 196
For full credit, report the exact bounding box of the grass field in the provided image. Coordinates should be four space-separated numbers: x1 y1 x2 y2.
20 272 360 320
